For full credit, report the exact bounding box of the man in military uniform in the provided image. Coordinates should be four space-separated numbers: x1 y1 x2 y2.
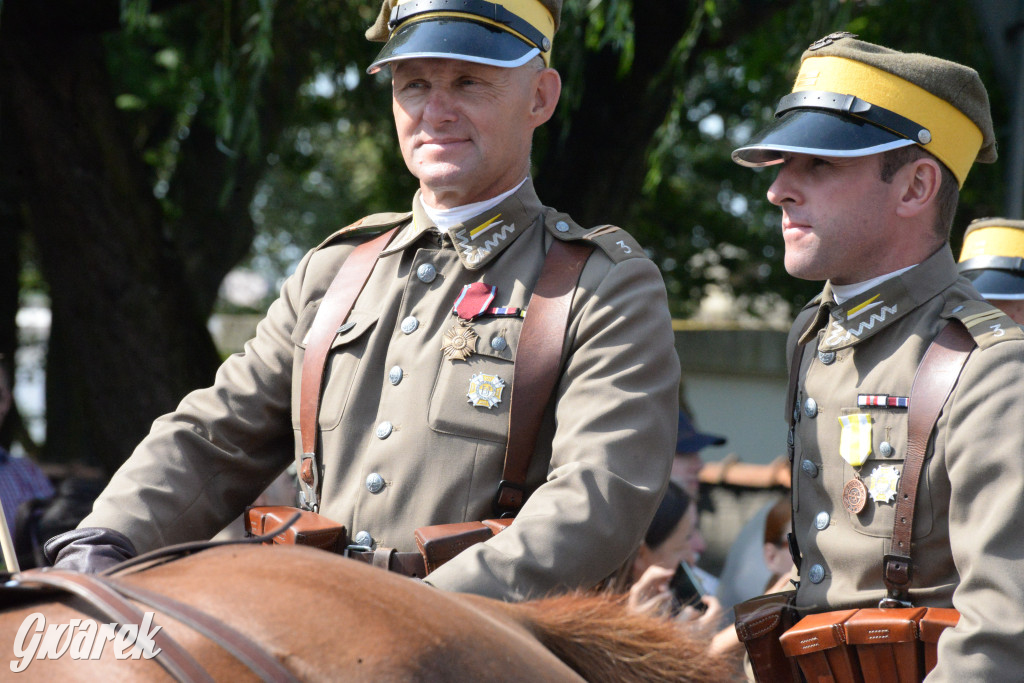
44 0 680 601
957 217 1024 324
733 33 1024 678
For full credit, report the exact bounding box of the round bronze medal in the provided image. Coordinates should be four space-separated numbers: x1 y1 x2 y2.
843 478 868 515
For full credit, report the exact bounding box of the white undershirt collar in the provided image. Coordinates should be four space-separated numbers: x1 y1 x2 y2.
831 264 916 304
422 178 528 232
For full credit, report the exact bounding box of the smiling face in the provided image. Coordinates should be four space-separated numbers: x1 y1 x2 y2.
391 58 560 209
766 152 910 285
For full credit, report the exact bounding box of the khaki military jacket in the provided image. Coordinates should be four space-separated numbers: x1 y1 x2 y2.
82 179 680 601
787 246 1024 680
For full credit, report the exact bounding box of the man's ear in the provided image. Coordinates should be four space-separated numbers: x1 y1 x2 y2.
530 68 561 128
894 156 942 219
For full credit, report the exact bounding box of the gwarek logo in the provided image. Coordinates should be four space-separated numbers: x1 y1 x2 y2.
9 612 162 672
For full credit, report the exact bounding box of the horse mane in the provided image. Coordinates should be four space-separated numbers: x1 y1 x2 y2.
504 592 740 683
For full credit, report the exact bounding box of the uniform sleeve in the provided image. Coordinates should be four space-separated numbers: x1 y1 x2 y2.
425 256 679 600
78 251 317 552
927 339 1024 680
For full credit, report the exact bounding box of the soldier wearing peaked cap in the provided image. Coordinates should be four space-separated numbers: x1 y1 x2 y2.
43 0 681 602
957 217 1024 324
734 33 1024 679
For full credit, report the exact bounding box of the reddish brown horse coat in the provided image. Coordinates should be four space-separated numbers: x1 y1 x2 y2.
2 545 732 681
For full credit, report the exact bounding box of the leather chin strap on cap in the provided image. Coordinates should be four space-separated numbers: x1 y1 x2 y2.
777 90 931 144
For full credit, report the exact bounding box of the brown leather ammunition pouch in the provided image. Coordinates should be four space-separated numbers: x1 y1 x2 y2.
413 518 513 574
733 590 802 683
778 606 958 683
244 505 347 554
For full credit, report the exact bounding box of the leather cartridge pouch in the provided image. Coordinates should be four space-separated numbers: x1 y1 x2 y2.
844 607 926 683
780 606 956 683
413 518 513 574
733 589 802 683
245 505 347 554
779 608 862 683
919 607 959 675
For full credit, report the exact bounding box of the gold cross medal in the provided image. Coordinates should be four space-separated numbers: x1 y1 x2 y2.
442 322 478 361
467 373 505 409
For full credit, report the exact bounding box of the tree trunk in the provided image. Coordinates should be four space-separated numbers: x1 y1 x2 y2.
0 24 221 474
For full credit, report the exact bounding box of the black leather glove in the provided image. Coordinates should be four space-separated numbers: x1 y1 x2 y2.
43 527 137 573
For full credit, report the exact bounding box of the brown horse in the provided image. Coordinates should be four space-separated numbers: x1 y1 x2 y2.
2 544 736 681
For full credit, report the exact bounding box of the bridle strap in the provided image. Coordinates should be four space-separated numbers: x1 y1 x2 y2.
13 569 214 683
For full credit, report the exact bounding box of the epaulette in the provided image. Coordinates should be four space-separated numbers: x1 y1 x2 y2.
943 298 1024 349
543 212 646 264
313 211 413 251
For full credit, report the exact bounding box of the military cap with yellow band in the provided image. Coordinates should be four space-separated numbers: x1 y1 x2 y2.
366 0 561 74
732 32 997 187
958 218 1024 299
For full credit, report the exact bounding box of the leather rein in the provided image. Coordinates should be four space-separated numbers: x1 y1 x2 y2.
4 516 303 683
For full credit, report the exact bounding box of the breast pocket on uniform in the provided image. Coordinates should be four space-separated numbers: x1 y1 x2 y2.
291 303 379 431
843 411 933 538
428 317 521 444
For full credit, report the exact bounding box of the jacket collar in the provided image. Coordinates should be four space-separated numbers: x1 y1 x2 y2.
381 178 543 270
799 246 960 351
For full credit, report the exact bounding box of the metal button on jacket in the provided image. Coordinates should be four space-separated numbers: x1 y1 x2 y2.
879 441 894 457
815 511 830 530
490 336 508 352
365 473 385 494
388 366 403 386
400 316 419 334
416 263 437 283
375 421 393 439
818 350 836 365
808 564 826 584
804 398 818 418
801 459 819 478
555 220 570 233
353 530 373 547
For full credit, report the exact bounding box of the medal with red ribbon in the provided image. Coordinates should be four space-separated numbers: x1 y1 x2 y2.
442 283 496 362
452 282 497 320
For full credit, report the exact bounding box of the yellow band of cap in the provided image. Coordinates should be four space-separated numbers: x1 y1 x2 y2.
960 226 1024 262
794 55 983 186
395 0 555 64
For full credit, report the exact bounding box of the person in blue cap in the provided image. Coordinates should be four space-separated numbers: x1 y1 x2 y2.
672 409 726 498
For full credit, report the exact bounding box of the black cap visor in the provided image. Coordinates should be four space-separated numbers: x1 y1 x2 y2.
368 18 539 74
961 266 1024 300
732 109 917 166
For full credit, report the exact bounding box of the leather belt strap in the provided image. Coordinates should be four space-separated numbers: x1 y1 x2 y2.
494 238 592 515
14 569 214 683
347 549 427 578
298 227 399 511
883 321 974 599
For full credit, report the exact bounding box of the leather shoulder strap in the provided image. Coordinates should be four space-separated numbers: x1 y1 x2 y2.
493 239 593 515
298 227 398 511
883 321 975 601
